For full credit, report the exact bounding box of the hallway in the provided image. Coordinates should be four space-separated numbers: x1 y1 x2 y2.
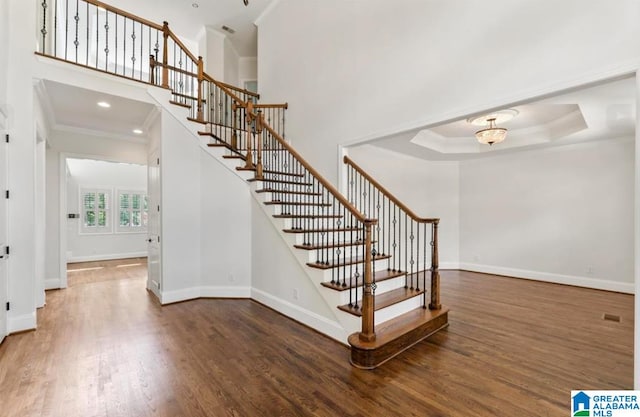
0 268 633 416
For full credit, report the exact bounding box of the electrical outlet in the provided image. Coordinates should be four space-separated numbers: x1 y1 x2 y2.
293 288 299 300
586 266 594 275
473 255 480 262
228 274 235 282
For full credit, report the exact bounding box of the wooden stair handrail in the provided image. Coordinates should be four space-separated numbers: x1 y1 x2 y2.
81 0 164 31
203 73 260 101
237 103 288 109
261 121 373 225
343 155 439 224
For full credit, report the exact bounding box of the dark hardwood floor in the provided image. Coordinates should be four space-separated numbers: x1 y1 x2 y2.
0 265 633 416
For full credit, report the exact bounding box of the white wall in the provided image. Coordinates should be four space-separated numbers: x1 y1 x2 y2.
346 145 460 267
239 57 257 85
257 0 640 184
49 130 148 165
459 137 634 293
5 0 37 333
0 0 8 116
223 38 240 86
157 105 251 302
65 159 147 263
45 148 60 289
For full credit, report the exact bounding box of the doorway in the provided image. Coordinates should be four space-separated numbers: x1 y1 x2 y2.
60 157 149 289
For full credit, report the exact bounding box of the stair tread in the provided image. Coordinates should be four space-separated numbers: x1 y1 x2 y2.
294 239 376 251
265 201 331 207
256 188 321 196
169 100 191 109
274 214 342 219
338 287 425 317
306 253 390 270
237 167 305 178
283 227 360 234
187 117 206 125
349 306 449 350
321 269 405 291
223 155 246 160
249 178 312 186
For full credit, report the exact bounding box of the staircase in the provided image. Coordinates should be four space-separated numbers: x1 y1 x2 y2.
35 0 448 369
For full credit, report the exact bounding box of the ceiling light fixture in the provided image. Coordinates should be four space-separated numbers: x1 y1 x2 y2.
191 3 199 8
475 117 507 146
133 129 143 135
97 101 111 108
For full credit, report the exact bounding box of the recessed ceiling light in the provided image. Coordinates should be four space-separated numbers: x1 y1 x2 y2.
132 129 143 135
97 101 111 108
192 2 199 8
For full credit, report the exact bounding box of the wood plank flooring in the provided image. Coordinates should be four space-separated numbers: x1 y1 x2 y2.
0 266 633 416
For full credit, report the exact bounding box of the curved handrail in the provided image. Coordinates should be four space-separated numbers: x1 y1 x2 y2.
343 155 439 224
261 121 373 225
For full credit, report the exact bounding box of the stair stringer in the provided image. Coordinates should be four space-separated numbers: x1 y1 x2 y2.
249 192 362 344
146 87 253 183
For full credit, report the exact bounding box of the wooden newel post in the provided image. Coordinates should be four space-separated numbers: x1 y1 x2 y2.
359 220 377 343
196 56 204 122
429 221 441 310
255 110 264 180
161 21 170 89
244 101 254 169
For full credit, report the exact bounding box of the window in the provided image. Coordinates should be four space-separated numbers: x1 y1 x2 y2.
80 189 111 233
117 190 148 233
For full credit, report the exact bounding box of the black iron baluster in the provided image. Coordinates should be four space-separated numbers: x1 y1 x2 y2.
41 0 48 54
122 18 126 76
64 0 69 59
93 4 98 67
104 10 109 71
73 0 79 63
84 1 88 65
138 22 143 80
54 0 58 56
131 20 136 78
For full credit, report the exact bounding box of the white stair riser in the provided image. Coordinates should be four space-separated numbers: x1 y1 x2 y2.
374 295 424 326
336 275 406 306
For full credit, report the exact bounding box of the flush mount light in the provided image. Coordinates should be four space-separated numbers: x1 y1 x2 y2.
191 2 199 8
475 118 507 146
132 129 143 135
97 101 111 108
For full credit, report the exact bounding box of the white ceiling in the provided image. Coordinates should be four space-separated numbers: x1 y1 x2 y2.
102 0 273 57
368 77 637 160
39 80 158 141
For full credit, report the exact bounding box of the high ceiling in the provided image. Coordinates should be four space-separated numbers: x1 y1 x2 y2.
367 77 637 160
102 0 273 57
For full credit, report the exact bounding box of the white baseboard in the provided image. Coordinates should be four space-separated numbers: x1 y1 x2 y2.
251 288 348 344
8 312 37 334
200 286 251 298
67 252 148 263
160 286 251 305
440 262 460 270
458 262 634 294
45 278 61 290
